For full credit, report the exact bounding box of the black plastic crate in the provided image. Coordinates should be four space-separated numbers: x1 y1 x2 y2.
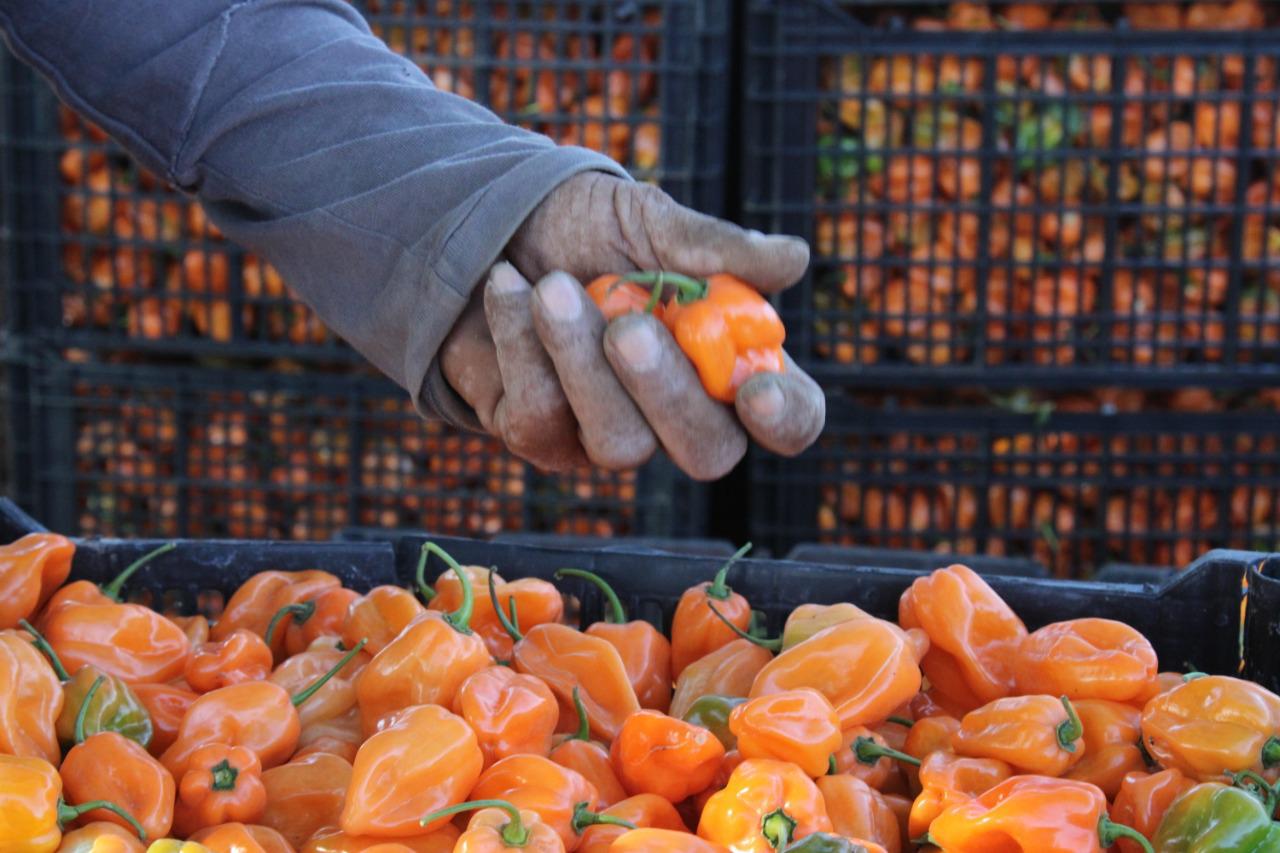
7 360 706 541
340 525 744 557
744 0 1280 388
0 0 728 362
751 394 1280 577
784 542 1049 577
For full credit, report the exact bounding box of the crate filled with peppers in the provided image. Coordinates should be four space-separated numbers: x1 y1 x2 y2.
743 0 1280 386
3 501 1279 852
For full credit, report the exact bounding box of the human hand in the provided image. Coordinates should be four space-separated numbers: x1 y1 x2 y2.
439 172 825 480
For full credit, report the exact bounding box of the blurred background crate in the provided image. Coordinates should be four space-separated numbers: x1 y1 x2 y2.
743 0 1280 387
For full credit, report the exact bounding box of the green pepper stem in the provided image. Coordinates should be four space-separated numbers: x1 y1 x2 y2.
706 543 751 601
568 687 592 742
853 735 921 767
74 675 106 745
413 542 437 602
19 619 71 681
102 541 176 601
264 601 316 649
616 270 709 305
910 833 937 848
1231 769 1279 816
422 543 475 634
420 799 530 846
886 716 915 728
210 759 239 792
292 638 367 707
58 798 147 841
570 801 636 835
1097 815 1154 853
555 568 627 625
707 600 781 651
489 569 523 642
761 808 797 851
827 754 838 775
1182 671 1208 682
1057 696 1083 753
1262 735 1280 770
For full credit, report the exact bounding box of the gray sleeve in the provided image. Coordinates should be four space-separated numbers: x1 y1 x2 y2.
0 0 629 428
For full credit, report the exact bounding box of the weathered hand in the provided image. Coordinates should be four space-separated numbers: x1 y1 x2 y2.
440 172 825 480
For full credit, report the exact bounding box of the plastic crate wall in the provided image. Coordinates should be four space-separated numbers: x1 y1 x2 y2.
9 362 703 540
751 391 1280 577
744 0 1280 388
0 0 728 361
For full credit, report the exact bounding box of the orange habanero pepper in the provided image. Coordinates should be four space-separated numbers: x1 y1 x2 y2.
184 629 273 693
555 569 672 712
928 775 1154 853
610 829 728 852
898 564 1026 708
1109 769 1196 853
575 795 685 853
421 801 564 853
36 543 172 631
953 694 1086 776
814 776 901 853
1063 699 1147 798
585 274 665 322
56 822 146 853
610 710 725 803
188 823 293 853
906 751 1013 839
728 689 842 778
341 703 483 837
0 533 74 630
425 555 563 662
471 755 601 851
454 665 560 768
1133 670 1187 707
269 637 369 734
131 683 197 757
171 615 209 648
302 826 459 853
549 689 628 808
831 727 919 791
280 586 359 659
43 593 190 686
172 744 267 836
1 754 147 853
210 569 340 659
259 752 353 849
1015 618 1158 702
0 627 64 763
1140 674 1280 781
671 545 753 679
698 759 832 852
669 639 774 720
343 585 425 657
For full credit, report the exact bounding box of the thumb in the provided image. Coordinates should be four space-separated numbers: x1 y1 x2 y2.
639 188 810 293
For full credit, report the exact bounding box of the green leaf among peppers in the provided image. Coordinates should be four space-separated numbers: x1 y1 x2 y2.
1153 783 1280 853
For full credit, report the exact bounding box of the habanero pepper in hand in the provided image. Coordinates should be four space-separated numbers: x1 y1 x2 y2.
671 545 753 679
1141 674 1280 781
0 532 74 630
609 710 724 803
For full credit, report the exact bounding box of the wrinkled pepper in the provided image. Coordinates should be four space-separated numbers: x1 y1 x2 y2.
425 558 562 662
829 727 905 790
38 543 175 629
906 751 1013 839
470 755 602 851
555 569 672 712
953 694 1086 776
303 826 459 853
549 689 628 808
43 595 190 685
671 545 753 679
1110 769 1196 853
454 665 560 768
781 603 871 651
187 823 293 853
170 615 208 649
280 586 359 659
814 775 900 853
729 689 842 777
184 629 273 694
1 754 147 852
610 828 728 852
130 684 197 757
1152 782 1280 852
610 710 725 803
585 274 665 322
575 794 685 853
698 759 833 852
1015 618 1158 702
172 744 267 836
0 626 64 763
57 822 147 853
421 800 564 853
682 695 747 751
210 569 341 660
259 752 352 849
902 714 961 762
269 637 368 732
0 533 74 630
1063 699 1146 798
342 585 425 657
669 639 773 720
1141 674 1280 781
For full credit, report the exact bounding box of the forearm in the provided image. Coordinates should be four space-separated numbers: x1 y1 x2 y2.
0 0 627 426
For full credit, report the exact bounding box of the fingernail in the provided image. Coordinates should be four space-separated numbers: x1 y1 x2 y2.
746 382 785 423
613 319 662 372
489 262 526 294
537 272 582 321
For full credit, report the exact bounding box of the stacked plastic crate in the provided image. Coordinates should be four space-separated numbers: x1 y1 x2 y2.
743 0 1280 575
0 0 728 539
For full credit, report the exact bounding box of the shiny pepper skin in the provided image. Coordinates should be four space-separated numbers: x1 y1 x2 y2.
283 586 359 658
210 570 341 659
610 829 729 852
682 695 747 751
184 630 273 693
188 823 293 853
671 547 752 679
471 755 601 851
61 732 176 840
55 665 154 749
1110 770 1196 853
0 629 64 763
780 834 887 853
44 600 191 685
1 754 146 853
781 604 872 651
907 751 1013 839
1063 699 1146 798
1152 782 1280 852
575 795 687 853
585 274 664 322
57 822 147 853
173 744 267 836
269 638 367 732
160 682 301 778
453 665 560 768
729 689 842 777
1141 674 1280 781
898 564 1027 707
170 616 209 649
0 533 74 630
549 693 628 809
455 805 565 853
829 727 900 789
698 759 834 852
814 776 901 853
131 684 196 757
302 826 459 853
749 619 922 730
953 694 1086 776
610 710 725 803
1015 618 1158 702
342 586 425 657
341 704 483 837
259 752 353 849
903 715 961 762
670 639 774 720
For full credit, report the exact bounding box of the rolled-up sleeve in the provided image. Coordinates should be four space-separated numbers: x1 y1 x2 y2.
0 0 628 428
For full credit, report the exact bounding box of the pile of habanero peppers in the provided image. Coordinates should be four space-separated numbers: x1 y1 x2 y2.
4 533 1280 853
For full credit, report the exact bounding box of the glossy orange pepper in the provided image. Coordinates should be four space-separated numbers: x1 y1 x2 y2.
1133 671 1186 707
303 826 459 853
928 775 1154 853
898 564 1026 706
355 545 491 735
781 603 872 651
189 823 293 853
131 683 196 757
426 559 563 663
576 795 686 853
55 822 146 853
1109 769 1196 853
749 619 921 730
1 754 147 853
421 801 564 853
1140 674 1280 781
341 703 483 837
282 586 359 659
171 615 209 649
38 543 176 631
0 627 64 763
343 585 425 657
585 274 665 322
610 829 728 852
471 755 601 851
829 727 916 791
270 638 368 732
669 639 774 720
902 715 961 761
259 752 352 849
1063 699 1146 798
698 759 832 852
184 630 273 693
549 690 629 808
210 569 341 660
815 776 901 853
43 596 190 685
610 710 725 803
454 665 559 769
173 744 267 836
1015 618 1158 702
906 752 1013 839
295 706 363 763
671 545 753 679
0 533 74 630
953 694 1086 776
728 689 842 777
556 570 672 712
